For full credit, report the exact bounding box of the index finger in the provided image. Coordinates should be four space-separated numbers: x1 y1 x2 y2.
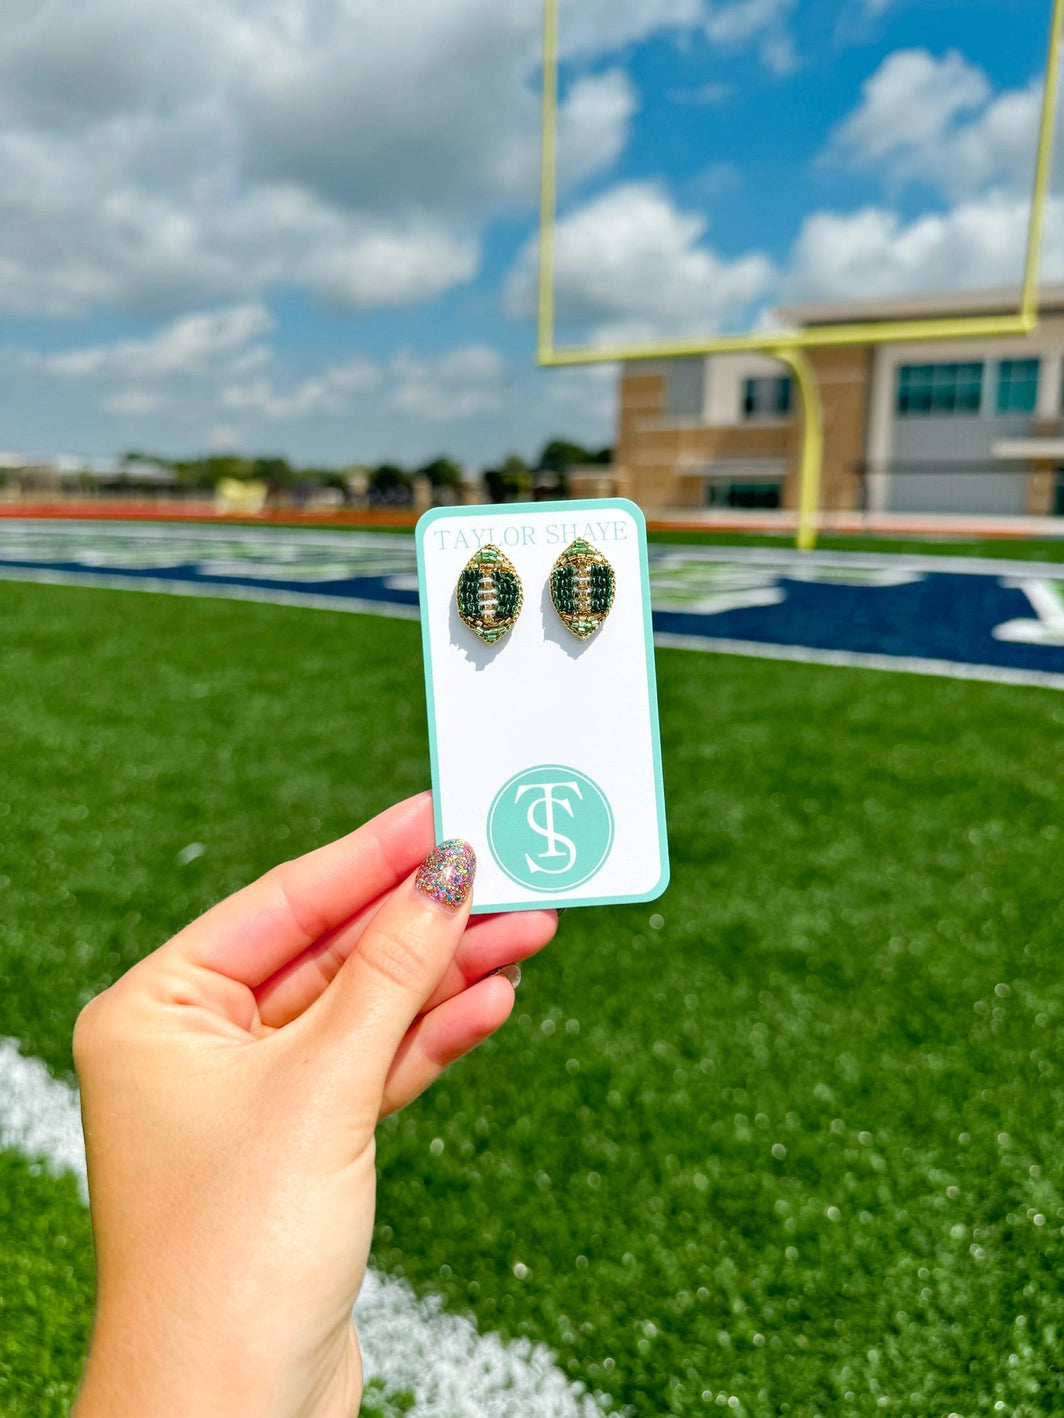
168 792 435 987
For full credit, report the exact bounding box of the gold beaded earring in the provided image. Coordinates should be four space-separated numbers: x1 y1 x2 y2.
455 544 524 645
549 539 616 639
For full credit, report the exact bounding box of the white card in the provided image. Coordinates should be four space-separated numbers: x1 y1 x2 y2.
416 498 668 913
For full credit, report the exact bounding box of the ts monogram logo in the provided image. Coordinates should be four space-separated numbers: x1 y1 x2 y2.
487 765 614 893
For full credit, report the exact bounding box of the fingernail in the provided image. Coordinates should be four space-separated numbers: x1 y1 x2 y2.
415 839 476 910
491 963 521 988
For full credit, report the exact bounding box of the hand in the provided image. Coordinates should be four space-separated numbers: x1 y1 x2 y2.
71 792 557 1418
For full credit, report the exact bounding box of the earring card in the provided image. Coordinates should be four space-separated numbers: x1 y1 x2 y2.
416 498 668 914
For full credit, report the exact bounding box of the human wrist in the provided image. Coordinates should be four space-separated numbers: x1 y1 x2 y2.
73 1303 363 1418
73 1326 294 1418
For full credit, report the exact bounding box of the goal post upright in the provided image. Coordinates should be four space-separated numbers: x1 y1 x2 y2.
536 0 1064 549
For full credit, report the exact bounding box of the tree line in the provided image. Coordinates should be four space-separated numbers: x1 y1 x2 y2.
118 440 612 505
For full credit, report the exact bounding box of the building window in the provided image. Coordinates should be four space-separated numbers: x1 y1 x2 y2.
742 376 792 419
708 481 781 509
896 362 983 416
996 358 1039 414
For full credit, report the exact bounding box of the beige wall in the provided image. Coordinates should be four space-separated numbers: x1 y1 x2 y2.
615 346 871 514
808 345 871 512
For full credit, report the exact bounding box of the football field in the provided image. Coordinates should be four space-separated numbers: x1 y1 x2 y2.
2 548 1064 1417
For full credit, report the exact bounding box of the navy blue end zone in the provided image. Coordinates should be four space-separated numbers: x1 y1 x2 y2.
653 571 1061 677
1 521 1063 689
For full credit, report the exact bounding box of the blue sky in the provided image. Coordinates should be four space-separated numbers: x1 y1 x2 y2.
0 0 1058 471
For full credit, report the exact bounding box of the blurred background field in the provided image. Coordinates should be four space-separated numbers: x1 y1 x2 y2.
3 577 1064 1417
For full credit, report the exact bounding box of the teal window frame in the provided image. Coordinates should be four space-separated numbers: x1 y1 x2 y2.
896 362 984 416
996 358 1039 414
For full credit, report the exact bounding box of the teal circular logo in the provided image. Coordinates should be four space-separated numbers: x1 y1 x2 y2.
487 764 614 893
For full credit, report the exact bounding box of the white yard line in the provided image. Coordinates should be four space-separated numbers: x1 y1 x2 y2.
0 565 421 620
0 1038 610 1417
646 544 1064 579
652 632 1064 691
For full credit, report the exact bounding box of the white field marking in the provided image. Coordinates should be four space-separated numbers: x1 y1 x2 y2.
0 519 413 553
994 578 1064 645
645 544 1064 580
4 516 1064 579
0 1039 611 1418
653 632 1064 692
0 565 421 620
0 1039 89 1202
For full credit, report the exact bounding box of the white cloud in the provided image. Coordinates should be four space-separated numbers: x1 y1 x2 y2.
0 0 671 320
833 49 988 166
558 0 705 55
292 221 480 311
389 346 508 422
561 0 797 68
0 0 799 338
705 0 797 71
556 71 638 189
0 113 484 316
784 191 1064 304
222 357 381 420
783 43 1056 306
760 32 799 76
687 161 744 199
669 82 735 106
506 182 774 343
830 48 1042 201
221 341 509 426
227 345 274 376
706 0 791 42
45 304 274 380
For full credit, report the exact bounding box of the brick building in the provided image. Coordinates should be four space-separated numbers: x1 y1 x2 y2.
610 285 1064 519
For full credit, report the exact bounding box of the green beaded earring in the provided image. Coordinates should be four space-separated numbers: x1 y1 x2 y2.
549 539 616 639
455 544 524 645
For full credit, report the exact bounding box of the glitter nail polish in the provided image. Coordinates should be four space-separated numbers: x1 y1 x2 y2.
415 839 476 909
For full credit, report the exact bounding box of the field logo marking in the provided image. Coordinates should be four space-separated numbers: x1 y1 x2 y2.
994 577 1064 645
487 765 614 892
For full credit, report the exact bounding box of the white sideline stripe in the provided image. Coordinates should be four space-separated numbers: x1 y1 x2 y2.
647 543 1064 579
0 564 421 621
653 632 1064 691
0 1039 610 1417
0 519 414 553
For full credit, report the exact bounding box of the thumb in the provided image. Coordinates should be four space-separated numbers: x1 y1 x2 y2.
304 839 477 1091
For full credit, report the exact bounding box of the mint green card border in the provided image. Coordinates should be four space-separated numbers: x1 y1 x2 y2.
415 497 669 914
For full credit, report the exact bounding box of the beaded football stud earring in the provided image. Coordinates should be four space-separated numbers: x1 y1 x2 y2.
549 539 616 639
455 544 523 645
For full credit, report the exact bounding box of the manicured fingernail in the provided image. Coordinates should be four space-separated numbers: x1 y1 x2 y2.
415 839 476 910
491 963 521 988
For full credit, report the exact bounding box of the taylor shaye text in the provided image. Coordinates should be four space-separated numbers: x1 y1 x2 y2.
430 520 632 553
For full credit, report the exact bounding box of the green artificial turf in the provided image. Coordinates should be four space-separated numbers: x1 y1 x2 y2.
2 580 1064 1417
0 1154 94 1416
